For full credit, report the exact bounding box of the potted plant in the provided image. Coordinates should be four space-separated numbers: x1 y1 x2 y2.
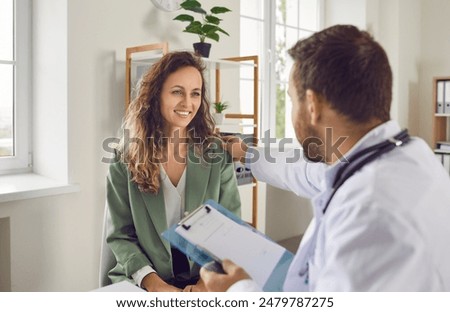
173 0 231 57
212 100 228 125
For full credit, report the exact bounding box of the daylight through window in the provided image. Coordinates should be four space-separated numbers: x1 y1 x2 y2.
240 0 322 139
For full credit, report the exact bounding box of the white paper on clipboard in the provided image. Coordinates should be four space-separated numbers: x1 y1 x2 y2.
175 204 285 287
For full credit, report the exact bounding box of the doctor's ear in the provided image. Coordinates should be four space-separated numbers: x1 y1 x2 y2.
305 89 323 125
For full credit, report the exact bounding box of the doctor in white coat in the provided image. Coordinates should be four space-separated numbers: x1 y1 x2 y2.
200 25 450 291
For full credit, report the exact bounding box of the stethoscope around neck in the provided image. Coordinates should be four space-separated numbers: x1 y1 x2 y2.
296 129 411 287
322 129 411 215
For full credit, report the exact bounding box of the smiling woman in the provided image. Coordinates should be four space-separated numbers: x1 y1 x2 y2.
121 51 216 193
104 51 241 292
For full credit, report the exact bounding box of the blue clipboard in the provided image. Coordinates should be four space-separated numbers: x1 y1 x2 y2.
161 199 293 291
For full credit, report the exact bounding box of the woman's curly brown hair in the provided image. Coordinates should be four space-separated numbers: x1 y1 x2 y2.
118 51 216 193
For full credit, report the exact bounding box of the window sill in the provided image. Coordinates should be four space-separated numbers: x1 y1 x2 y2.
0 173 80 203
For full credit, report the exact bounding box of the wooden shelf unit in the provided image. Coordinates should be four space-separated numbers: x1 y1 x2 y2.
432 76 450 148
125 42 169 108
215 55 259 227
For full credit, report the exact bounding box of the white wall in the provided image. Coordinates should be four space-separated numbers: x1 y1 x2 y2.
325 0 422 134
419 0 450 144
375 0 422 134
265 187 313 242
325 0 366 29
33 0 69 182
0 217 10 291
0 0 240 291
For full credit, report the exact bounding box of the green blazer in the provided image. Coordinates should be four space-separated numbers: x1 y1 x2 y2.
106 145 241 284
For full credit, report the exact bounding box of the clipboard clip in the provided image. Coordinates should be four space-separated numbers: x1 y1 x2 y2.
178 204 212 230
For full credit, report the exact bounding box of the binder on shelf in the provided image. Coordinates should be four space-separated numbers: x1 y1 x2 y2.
436 141 450 151
437 80 445 114
161 200 294 291
445 80 450 114
219 132 255 185
234 161 253 185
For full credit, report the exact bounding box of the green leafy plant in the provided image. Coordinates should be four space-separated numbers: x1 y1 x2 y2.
173 0 231 43
213 101 229 113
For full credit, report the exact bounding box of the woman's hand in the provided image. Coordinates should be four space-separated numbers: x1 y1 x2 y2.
182 277 207 292
142 273 181 292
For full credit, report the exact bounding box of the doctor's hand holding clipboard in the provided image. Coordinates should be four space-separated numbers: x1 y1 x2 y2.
201 259 257 292
162 201 294 292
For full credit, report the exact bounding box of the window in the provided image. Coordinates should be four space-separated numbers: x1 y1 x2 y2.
0 0 31 174
240 0 323 139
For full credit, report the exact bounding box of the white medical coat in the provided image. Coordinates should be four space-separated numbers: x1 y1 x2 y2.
228 120 450 291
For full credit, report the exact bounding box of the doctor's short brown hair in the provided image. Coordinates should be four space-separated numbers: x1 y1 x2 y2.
288 24 392 123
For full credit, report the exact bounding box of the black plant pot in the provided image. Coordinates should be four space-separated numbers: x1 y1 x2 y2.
193 42 211 58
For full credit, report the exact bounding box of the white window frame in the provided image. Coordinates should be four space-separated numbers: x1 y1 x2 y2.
0 0 31 175
0 0 79 204
240 0 324 140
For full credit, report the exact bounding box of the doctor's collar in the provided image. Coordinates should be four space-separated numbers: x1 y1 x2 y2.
323 120 402 188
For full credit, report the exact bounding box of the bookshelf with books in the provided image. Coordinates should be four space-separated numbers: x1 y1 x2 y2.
432 76 450 174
